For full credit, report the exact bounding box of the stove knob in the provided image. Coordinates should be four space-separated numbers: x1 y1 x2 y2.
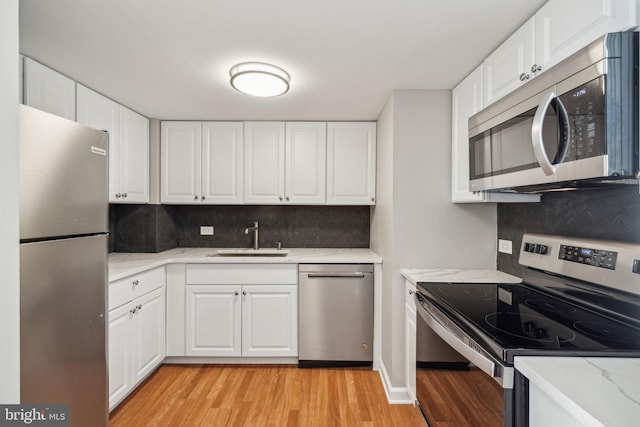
534 328 547 339
524 322 535 333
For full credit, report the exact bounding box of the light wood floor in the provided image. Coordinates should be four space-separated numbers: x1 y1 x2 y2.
109 364 426 427
416 367 504 427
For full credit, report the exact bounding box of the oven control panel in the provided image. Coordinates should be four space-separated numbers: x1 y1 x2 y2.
559 244 617 270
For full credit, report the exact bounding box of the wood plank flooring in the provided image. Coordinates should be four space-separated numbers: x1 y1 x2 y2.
109 365 426 427
416 367 504 427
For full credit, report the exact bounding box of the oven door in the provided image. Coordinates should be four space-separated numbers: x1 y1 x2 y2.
415 292 516 427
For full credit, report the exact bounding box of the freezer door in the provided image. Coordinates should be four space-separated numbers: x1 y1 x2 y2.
19 105 108 240
20 234 108 427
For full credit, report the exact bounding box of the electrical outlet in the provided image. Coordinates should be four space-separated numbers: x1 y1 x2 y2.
498 239 512 254
200 226 214 236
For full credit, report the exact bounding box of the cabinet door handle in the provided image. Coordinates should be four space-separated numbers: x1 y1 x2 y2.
519 73 530 81
122 193 128 198
531 63 542 73
409 289 417 296
234 291 239 296
132 280 139 286
278 196 283 201
115 193 122 198
285 196 290 202
242 291 247 296
194 195 199 200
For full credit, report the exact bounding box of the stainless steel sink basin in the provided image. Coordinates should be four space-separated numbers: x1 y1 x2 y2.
212 249 290 257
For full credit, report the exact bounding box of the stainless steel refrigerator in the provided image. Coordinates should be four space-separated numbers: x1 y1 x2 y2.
19 105 109 427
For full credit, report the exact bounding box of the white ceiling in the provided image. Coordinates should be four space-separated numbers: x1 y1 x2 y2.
19 0 546 121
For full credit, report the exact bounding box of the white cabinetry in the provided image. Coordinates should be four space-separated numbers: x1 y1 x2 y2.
244 122 327 204
451 67 540 203
108 268 166 410
483 0 637 106
243 122 286 204
77 85 149 203
326 122 376 205
185 264 298 358
483 18 536 107
161 121 243 204
285 122 327 204
405 280 417 404
23 57 76 121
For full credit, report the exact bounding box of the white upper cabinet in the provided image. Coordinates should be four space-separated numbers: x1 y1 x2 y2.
483 18 536 107
484 0 638 106
202 122 244 204
77 85 149 203
162 121 243 204
452 66 487 202
161 121 203 204
285 122 327 204
244 122 286 204
535 0 638 70
118 106 149 203
326 122 376 205
23 57 76 121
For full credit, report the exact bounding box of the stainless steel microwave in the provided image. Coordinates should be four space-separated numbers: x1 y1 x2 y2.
468 32 638 193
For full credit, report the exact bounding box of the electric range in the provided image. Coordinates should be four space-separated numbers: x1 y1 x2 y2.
414 233 640 426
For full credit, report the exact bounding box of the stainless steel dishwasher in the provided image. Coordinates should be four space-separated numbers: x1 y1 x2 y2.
298 264 374 367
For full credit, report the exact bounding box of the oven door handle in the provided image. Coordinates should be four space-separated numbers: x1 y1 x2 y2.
415 295 512 388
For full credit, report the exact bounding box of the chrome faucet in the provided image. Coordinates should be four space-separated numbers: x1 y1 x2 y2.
244 221 259 250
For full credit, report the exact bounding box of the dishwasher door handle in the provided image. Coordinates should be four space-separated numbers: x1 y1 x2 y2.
306 273 367 279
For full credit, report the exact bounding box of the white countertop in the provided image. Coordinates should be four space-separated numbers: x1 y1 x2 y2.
109 247 381 281
400 268 521 285
515 357 640 427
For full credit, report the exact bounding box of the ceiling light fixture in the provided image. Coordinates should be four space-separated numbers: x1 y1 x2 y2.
229 62 290 97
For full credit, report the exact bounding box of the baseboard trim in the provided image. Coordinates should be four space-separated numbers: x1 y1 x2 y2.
377 359 413 404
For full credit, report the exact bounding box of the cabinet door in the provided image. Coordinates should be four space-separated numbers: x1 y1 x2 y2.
108 303 132 411
161 121 202 203
285 122 327 204
118 106 149 203
535 0 637 72
76 85 121 202
201 122 244 204
452 66 486 203
185 285 241 356
131 287 166 384
483 17 536 107
23 58 76 121
244 122 286 204
326 122 376 205
242 285 298 357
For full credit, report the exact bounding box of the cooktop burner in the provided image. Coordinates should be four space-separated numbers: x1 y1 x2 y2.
524 298 577 314
484 312 577 343
438 285 496 300
573 321 640 345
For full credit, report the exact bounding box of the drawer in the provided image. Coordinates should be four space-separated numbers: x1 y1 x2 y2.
405 280 417 312
109 267 165 310
186 263 297 285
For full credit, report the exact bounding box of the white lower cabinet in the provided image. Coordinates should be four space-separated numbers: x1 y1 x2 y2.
185 284 298 357
108 269 166 411
405 280 417 403
184 264 298 358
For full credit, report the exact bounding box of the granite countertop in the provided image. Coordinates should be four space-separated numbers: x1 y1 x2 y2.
515 357 640 427
400 268 521 285
109 247 382 281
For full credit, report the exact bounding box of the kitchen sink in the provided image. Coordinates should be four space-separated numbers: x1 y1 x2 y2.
211 249 290 257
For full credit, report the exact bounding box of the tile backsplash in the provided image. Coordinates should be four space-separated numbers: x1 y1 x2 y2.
110 204 371 253
497 186 640 276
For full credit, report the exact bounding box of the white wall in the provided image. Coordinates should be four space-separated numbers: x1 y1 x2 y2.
371 90 497 390
0 0 21 403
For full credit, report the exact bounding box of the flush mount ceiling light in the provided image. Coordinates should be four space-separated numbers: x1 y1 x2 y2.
229 62 290 97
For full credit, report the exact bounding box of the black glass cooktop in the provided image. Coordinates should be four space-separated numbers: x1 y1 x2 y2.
416 282 640 356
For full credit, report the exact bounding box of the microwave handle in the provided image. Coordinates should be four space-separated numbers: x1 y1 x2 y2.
531 91 557 176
